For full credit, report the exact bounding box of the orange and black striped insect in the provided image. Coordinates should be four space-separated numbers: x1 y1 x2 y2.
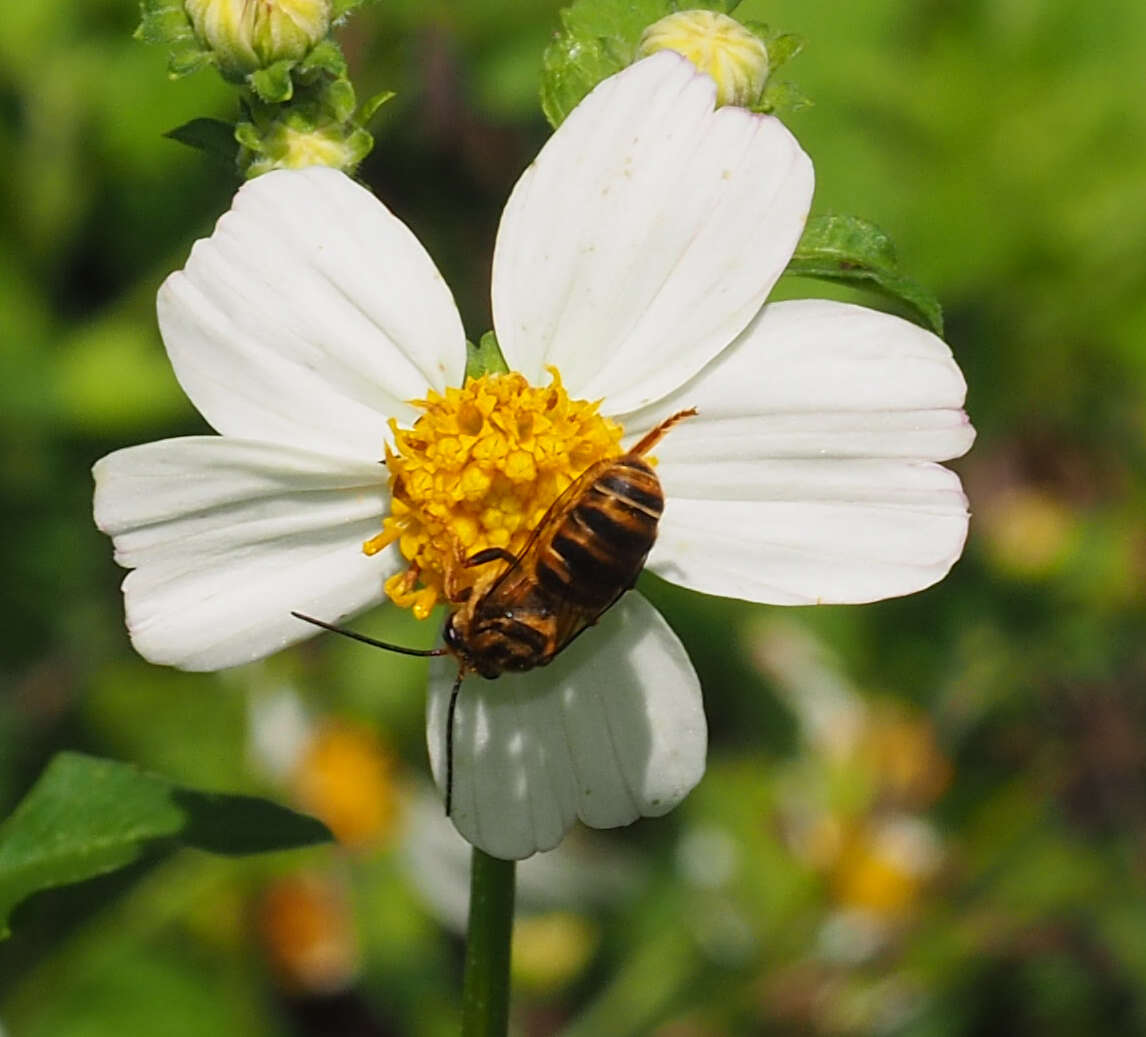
294 407 696 815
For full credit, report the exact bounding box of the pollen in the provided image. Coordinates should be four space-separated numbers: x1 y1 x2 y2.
364 370 624 619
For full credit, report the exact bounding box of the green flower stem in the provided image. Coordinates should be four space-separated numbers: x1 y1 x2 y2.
462 847 516 1036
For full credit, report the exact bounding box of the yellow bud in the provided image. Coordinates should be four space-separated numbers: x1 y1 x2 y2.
185 0 330 75
638 10 769 108
241 117 372 178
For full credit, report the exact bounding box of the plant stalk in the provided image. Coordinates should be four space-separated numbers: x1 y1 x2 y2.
461 846 516 1036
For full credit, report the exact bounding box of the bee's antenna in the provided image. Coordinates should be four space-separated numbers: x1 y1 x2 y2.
444 671 464 817
291 612 449 657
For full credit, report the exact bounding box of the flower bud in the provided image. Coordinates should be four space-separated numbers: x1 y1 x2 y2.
638 10 769 108
238 110 372 178
184 0 330 76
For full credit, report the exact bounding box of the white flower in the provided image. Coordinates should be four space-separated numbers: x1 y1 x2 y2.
93 53 974 860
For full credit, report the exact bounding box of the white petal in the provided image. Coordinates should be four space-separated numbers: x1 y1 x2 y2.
158 167 466 460
623 299 974 604
491 52 812 414
425 593 706 860
93 437 398 670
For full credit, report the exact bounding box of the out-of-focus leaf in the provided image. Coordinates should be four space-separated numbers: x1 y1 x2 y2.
785 213 944 335
164 118 238 163
0 753 330 938
54 314 191 433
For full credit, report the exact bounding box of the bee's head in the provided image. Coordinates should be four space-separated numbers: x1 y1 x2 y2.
443 613 465 656
444 612 512 680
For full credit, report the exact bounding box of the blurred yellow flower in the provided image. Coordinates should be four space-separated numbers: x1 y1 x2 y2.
511 911 600 993
292 720 400 848
259 872 359 993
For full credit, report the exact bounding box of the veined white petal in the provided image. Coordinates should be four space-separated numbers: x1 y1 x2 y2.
624 299 974 603
620 299 974 460
491 52 812 414
425 593 706 860
158 167 466 461
649 475 969 604
93 437 397 670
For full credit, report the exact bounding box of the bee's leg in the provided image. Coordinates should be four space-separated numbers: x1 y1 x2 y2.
464 546 520 568
396 562 420 594
442 541 517 604
442 541 472 603
627 407 699 457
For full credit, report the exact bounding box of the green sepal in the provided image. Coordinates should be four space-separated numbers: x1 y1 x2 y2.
758 79 813 117
164 117 240 164
298 38 349 80
233 118 264 153
339 126 375 168
465 332 510 381
360 89 397 126
167 44 214 78
0 752 331 939
323 76 359 123
785 214 944 336
742 25 810 115
331 0 371 23
249 59 297 104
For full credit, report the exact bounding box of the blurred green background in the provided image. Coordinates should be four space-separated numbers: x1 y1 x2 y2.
3 0 1146 1034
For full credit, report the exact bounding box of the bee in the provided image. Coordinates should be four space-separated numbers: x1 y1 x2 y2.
294 407 696 815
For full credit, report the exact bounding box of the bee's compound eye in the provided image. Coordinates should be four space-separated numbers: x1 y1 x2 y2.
443 617 461 650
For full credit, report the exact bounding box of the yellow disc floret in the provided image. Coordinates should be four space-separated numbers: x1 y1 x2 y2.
364 370 624 619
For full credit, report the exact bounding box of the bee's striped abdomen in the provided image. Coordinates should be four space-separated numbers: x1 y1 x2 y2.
538 457 664 608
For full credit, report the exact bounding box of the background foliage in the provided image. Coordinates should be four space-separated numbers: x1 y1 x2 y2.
2 0 1145 1033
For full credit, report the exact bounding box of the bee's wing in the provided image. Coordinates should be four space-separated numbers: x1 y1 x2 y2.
481 457 616 604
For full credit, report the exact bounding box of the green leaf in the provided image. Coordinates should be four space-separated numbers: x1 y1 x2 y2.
784 214 944 336
0 752 330 939
465 332 510 380
249 59 296 104
164 117 239 164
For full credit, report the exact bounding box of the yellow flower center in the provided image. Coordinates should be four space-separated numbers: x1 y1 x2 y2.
363 370 624 620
